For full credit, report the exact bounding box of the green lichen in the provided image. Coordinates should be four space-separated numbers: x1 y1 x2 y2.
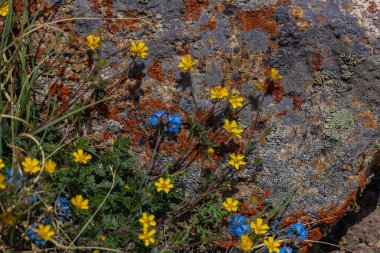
340 54 365 66
341 64 353 81
313 70 337 85
339 54 365 81
323 109 355 140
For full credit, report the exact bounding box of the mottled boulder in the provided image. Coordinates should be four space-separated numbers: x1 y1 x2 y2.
54 0 379 221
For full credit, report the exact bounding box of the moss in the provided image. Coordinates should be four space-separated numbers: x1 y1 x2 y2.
313 70 337 85
323 109 355 140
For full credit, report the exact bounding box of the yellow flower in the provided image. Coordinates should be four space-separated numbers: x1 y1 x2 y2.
139 212 157 228
255 82 264 91
98 235 106 241
130 41 148 58
229 96 244 109
223 119 244 138
269 68 283 82
44 159 57 174
241 235 253 252
222 197 238 212
229 153 246 170
210 85 229 99
0 174 5 190
86 34 101 50
207 147 215 155
231 127 244 138
73 149 92 164
93 250 100 253
178 55 196 71
223 119 238 132
154 177 174 194
22 157 40 174
0 158 5 169
71 194 89 210
139 227 156 246
0 212 17 225
264 236 281 253
0 3 8 17
251 218 269 235
37 224 55 241
46 205 54 212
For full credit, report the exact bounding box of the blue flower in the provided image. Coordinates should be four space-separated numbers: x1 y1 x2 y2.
58 197 68 203
150 110 168 126
168 123 180 134
270 220 281 233
228 216 250 238
6 169 27 186
42 215 52 224
26 228 46 246
156 110 167 117
273 221 281 229
55 196 71 221
168 114 182 125
150 114 159 126
287 223 308 240
280 246 293 253
27 230 38 240
34 239 46 246
299 229 308 240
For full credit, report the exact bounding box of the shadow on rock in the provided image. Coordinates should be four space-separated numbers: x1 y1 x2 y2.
311 161 380 252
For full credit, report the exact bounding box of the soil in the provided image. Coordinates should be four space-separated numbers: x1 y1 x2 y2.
311 165 380 253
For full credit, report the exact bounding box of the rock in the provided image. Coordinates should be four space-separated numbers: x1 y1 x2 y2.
65 0 379 225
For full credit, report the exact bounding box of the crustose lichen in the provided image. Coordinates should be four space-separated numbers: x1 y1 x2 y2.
323 109 355 140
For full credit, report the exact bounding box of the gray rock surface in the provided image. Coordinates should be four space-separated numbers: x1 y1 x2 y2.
57 0 379 219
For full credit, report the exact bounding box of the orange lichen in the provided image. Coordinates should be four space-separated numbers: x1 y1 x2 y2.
276 0 291 6
195 109 213 122
200 19 216 30
308 227 323 240
277 110 288 117
237 7 278 35
50 82 71 102
358 171 368 189
240 188 273 216
208 132 229 144
353 110 378 129
104 22 120 33
122 11 141 30
107 107 121 121
92 0 113 16
184 0 209 21
318 190 356 225
289 5 312 30
288 95 302 111
280 210 312 227
67 74 80 81
167 70 175 83
311 52 323 71
176 42 191 56
147 60 165 81
35 47 47 62
13 0 45 13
